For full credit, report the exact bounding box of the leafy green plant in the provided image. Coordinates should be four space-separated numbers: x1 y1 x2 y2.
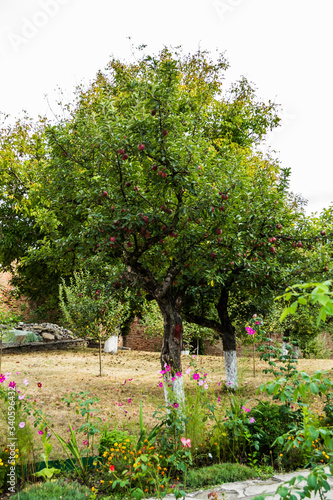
33 425 60 481
98 427 136 455
186 462 256 489
277 280 333 326
11 479 91 499
257 336 299 380
59 270 130 376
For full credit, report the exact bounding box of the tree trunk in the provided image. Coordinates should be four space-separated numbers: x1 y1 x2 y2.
216 289 238 389
104 335 118 354
158 297 185 406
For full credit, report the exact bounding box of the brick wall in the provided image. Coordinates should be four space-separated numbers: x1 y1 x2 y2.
0 271 37 321
123 317 163 352
123 317 223 355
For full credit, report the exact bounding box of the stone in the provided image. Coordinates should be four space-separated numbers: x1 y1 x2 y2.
41 332 55 341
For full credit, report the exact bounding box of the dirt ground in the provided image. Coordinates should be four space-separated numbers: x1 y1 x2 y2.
1 348 333 458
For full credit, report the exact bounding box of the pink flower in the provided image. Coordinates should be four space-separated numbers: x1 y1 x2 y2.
18 395 25 400
0 374 6 383
204 383 208 390
165 365 171 372
255 321 261 325
198 380 204 386
181 437 191 448
160 370 166 375
241 406 251 413
193 373 200 380
249 417 255 423
172 377 176 381
19 422 25 428
173 403 179 409
159 382 163 388
185 368 191 375
245 326 255 336
9 381 16 388
176 372 182 377
128 398 132 403
83 440 88 446
217 397 221 403
38 430 44 435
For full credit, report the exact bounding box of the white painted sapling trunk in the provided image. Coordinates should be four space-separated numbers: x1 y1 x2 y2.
224 350 238 389
104 335 118 354
163 374 185 410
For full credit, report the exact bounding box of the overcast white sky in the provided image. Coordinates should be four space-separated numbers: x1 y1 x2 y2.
1 0 332 215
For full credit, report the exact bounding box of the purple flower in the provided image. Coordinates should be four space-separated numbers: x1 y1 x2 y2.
173 403 179 409
249 417 255 423
193 373 200 380
8 381 16 389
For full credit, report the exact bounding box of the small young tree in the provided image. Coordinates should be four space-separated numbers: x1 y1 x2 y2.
59 270 129 376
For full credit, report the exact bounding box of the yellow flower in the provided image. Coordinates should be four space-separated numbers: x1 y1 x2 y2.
100 480 104 484
91 487 95 492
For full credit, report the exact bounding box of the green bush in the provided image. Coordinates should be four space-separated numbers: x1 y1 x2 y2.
11 479 91 499
247 401 304 468
98 427 136 455
186 463 255 489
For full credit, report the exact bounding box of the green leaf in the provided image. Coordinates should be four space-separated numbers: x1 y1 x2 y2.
277 486 289 497
309 382 319 394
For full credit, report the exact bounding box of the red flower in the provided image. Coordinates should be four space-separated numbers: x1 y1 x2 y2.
37 382 42 388
110 464 115 472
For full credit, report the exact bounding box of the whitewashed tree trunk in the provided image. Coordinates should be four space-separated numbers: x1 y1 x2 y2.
282 342 299 359
104 335 118 354
224 350 238 389
163 375 185 408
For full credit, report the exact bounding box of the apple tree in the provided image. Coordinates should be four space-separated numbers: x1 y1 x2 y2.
4 48 287 400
